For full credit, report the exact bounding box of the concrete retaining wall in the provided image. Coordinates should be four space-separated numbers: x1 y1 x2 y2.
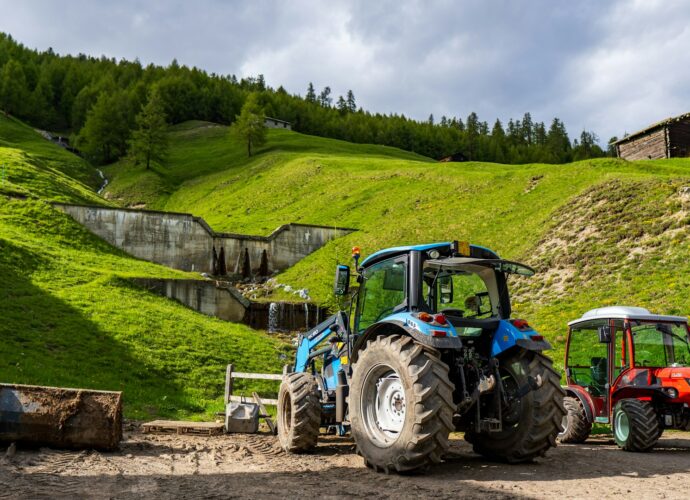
131 278 250 323
55 203 355 274
131 278 328 331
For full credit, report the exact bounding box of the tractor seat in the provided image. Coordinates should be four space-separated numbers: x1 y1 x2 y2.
590 356 607 396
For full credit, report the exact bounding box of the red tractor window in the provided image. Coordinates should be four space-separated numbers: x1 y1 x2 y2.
567 323 608 396
631 322 690 367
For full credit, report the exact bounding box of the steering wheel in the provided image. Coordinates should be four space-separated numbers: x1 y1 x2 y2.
374 306 396 322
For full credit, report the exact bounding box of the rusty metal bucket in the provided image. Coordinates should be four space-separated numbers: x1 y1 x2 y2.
0 383 123 450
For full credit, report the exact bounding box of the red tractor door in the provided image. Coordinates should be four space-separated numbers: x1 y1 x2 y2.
609 320 633 417
565 320 612 421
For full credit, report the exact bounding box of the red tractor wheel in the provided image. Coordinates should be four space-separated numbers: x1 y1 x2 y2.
558 396 592 444
612 399 660 452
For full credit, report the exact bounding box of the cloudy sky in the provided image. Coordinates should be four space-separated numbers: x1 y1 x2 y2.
2 0 689 142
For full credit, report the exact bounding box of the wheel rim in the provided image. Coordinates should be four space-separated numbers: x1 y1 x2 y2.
280 390 292 435
361 364 406 446
615 410 630 442
559 413 569 436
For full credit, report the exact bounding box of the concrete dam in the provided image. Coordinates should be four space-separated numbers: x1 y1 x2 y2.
55 203 355 275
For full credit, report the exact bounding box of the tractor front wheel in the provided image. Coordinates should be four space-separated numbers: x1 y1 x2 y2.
277 372 321 453
558 396 592 444
466 350 565 463
349 335 455 473
613 399 660 452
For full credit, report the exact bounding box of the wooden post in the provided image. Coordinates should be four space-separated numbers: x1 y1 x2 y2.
253 392 276 435
225 364 233 405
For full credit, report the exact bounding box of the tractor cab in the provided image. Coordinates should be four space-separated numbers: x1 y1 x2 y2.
560 306 690 451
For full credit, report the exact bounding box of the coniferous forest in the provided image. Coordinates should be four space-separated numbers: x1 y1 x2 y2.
0 33 607 165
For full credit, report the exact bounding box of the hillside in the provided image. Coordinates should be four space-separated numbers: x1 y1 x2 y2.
0 113 102 204
0 116 289 419
103 121 431 209
104 121 690 364
3 113 689 413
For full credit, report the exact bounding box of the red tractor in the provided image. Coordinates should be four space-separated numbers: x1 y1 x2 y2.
559 306 690 451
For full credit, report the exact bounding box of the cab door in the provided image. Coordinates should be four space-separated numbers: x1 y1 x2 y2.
566 320 610 421
609 320 632 416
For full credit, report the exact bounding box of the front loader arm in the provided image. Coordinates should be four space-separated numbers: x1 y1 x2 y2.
294 312 349 373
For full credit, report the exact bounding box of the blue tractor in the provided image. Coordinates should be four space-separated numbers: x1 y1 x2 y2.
276 241 565 473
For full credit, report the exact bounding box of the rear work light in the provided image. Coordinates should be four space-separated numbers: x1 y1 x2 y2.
434 314 448 326
418 312 434 323
512 319 531 330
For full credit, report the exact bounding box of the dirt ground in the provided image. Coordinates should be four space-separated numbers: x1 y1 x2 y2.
2 426 690 499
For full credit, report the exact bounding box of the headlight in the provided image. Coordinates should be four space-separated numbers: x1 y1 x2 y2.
664 387 679 399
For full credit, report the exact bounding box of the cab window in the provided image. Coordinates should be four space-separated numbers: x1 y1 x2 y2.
632 322 690 367
613 320 628 378
567 322 608 396
424 271 493 319
356 258 406 332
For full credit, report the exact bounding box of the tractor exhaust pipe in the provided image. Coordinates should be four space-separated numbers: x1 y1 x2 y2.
0 383 123 450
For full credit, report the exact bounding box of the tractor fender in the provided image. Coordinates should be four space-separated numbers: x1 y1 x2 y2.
563 385 595 424
612 385 665 403
351 320 462 362
491 319 552 357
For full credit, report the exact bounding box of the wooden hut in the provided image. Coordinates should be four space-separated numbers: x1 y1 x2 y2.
613 112 690 160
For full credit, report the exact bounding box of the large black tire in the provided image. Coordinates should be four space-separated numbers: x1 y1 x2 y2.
613 399 660 452
349 335 455 473
558 396 592 444
466 350 565 463
277 372 321 453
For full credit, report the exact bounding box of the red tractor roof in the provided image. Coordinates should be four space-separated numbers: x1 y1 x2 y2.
569 306 688 326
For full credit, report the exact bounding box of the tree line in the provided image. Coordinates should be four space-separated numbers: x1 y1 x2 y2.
0 32 608 166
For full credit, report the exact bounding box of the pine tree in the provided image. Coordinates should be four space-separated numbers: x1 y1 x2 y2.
337 95 347 114
466 112 479 159
75 91 130 164
230 92 267 157
319 86 332 107
607 136 619 157
0 59 28 116
546 118 571 162
346 90 356 112
305 82 316 103
128 88 169 169
521 112 534 145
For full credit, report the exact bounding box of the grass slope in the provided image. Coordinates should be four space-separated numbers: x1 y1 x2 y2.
103 121 431 209
0 200 289 419
0 113 99 191
0 116 290 419
105 121 690 370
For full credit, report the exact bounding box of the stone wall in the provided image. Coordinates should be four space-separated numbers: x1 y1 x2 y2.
55 203 355 275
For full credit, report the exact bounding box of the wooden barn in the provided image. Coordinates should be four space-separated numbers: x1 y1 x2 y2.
613 112 690 160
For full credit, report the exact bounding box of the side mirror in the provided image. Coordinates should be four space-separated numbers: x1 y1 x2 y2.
598 325 612 343
439 275 453 304
334 265 350 296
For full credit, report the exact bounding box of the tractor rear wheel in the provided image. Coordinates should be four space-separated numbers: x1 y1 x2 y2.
466 350 565 463
613 399 660 452
349 335 455 473
558 396 592 444
277 372 321 453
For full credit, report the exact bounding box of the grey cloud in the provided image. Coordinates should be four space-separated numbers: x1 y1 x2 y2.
1 0 689 143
